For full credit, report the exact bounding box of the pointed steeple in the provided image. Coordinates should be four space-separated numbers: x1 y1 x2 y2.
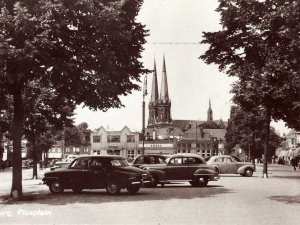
207 99 213 121
150 59 159 103
159 55 170 102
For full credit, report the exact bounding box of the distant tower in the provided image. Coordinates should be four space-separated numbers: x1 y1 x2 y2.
207 99 213 121
148 59 159 126
157 55 172 125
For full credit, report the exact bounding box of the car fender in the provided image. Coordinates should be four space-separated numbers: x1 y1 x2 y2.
194 167 216 176
145 169 167 181
237 165 254 174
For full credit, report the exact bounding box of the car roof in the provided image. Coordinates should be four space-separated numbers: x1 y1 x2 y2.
138 154 167 157
171 153 205 160
75 155 124 160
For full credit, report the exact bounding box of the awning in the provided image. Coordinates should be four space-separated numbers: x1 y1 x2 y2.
278 151 289 157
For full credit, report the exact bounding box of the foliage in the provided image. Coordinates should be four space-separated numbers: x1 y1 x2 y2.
64 122 91 146
225 105 281 159
0 0 148 197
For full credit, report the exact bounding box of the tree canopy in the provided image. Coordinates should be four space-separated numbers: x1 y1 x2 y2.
201 0 300 177
0 0 148 198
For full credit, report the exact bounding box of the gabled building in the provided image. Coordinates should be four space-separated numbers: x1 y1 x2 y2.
91 126 140 159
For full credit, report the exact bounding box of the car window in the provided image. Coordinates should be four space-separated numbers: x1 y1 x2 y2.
214 157 223 163
157 157 165 164
70 158 90 169
224 158 232 163
169 158 182 165
89 158 103 168
111 159 129 167
136 156 144 164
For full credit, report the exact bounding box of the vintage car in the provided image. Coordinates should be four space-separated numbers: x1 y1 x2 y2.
207 155 255 177
142 154 219 187
42 155 151 195
131 154 169 168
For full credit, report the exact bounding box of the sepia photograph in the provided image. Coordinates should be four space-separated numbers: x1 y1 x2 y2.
0 0 299 224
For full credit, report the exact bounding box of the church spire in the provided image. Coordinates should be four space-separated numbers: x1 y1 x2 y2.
159 55 169 102
150 59 159 103
207 99 213 121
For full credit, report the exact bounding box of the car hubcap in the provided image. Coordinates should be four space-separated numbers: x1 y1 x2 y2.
107 184 117 193
246 170 252 176
52 182 62 192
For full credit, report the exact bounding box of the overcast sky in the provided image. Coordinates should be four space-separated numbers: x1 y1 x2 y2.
74 0 290 135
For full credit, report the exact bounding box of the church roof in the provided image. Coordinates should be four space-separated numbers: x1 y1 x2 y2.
159 55 170 102
150 59 159 104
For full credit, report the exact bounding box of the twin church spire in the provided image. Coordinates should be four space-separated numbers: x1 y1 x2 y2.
148 56 171 127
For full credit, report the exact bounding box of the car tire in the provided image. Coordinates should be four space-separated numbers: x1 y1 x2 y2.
72 187 83 194
190 177 208 187
49 181 64 194
149 174 159 188
126 184 141 194
106 182 121 195
244 168 254 177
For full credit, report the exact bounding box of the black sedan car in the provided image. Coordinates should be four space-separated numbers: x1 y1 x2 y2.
143 154 219 187
131 154 168 168
42 156 150 195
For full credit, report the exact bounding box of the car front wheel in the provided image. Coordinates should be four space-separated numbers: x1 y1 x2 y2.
49 181 64 194
244 168 254 177
106 182 121 195
126 184 141 194
190 177 208 187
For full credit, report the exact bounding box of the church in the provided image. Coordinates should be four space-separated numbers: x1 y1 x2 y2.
142 56 227 157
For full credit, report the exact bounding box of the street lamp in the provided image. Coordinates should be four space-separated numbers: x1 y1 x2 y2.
142 75 147 155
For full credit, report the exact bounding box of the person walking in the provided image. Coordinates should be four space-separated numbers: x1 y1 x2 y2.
291 156 298 171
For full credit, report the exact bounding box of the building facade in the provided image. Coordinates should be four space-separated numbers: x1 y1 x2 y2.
91 126 140 159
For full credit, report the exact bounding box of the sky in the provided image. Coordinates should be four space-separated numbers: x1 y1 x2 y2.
74 0 291 135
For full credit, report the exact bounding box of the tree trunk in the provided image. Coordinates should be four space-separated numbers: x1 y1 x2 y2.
32 134 38 179
11 88 24 198
262 107 271 178
251 133 256 168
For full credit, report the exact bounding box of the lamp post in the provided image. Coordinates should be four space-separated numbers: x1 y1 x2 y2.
142 75 147 155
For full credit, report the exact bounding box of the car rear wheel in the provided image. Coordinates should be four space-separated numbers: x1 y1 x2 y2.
244 168 254 177
190 177 208 187
49 181 64 194
106 182 121 195
126 184 141 194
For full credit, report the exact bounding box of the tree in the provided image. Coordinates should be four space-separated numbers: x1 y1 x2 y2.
225 105 281 163
201 0 300 178
0 0 148 198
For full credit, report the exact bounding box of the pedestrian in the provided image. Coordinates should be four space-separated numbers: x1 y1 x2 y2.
290 157 298 171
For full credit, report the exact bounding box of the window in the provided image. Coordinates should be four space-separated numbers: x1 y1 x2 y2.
89 158 103 168
93 135 101 143
107 149 120 155
66 147 69 153
71 158 90 169
74 147 80 153
157 157 165 164
127 135 135 142
127 150 135 159
169 158 182 165
224 158 232 163
108 135 120 142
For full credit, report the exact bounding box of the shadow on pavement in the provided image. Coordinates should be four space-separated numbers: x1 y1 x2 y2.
268 194 300 204
1 185 233 205
271 175 300 180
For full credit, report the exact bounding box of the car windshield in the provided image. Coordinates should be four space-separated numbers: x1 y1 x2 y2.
207 157 217 163
110 159 129 167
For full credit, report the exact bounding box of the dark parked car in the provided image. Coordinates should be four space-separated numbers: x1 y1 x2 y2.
131 154 168 168
42 156 151 195
142 154 219 187
207 155 255 177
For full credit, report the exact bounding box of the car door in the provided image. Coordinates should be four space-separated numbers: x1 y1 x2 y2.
67 157 91 188
186 157 203 180
213 157 227 173
86 158 109 188
165 157 187 180
224 157 238 173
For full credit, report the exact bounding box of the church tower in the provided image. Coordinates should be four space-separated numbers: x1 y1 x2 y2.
207 99 213 121
148 59 159 126
157 56 172 125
